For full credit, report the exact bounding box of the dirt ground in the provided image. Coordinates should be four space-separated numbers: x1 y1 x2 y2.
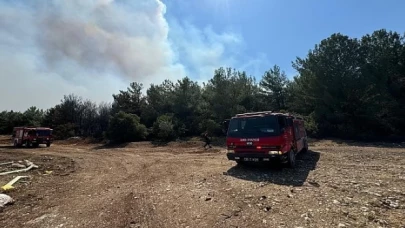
0 136 404 228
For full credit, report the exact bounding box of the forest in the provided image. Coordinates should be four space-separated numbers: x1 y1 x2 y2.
1 29 404 142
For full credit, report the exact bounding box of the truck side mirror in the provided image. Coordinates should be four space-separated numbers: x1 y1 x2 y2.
222 120 230 134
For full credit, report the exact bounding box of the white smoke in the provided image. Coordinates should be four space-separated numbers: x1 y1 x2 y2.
35 0 183 82
0 0 245 111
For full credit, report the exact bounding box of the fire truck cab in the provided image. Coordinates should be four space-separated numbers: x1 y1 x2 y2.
226 111 308 168
12 127 53 148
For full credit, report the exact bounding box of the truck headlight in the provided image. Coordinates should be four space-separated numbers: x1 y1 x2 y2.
268 151 281 155
227 149 234 153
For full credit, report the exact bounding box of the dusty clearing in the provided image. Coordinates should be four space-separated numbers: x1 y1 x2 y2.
0 136 405 228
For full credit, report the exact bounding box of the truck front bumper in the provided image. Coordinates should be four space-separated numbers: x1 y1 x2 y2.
32 139 51 144
226 153 287 162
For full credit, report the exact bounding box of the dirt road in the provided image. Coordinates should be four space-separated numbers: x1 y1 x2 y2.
0 137 404 228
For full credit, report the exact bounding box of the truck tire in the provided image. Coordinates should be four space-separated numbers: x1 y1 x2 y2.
46 142 51 147
286 150 296 168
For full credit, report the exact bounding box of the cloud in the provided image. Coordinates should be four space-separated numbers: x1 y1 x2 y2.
0 0 267 111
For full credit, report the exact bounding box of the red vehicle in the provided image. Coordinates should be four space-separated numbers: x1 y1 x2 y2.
226 111 308 168
12 127 53 148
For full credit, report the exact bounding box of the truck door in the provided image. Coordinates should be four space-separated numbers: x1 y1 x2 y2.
294 120 305 151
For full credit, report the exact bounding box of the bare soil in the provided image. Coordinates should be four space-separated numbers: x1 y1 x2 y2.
0 136 404 228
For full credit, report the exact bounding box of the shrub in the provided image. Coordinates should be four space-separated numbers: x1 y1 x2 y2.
152 115 176 141
106 111 148 143
53 123 76 139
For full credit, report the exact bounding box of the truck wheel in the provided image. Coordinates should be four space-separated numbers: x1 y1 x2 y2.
13 141 17 148
26 141 31 148
46 142 51 147
286 150 296 168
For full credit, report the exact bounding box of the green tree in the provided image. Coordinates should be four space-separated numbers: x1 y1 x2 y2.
96 102 112 138
0 111 27 134
202 67 234 122
290 30 405 139
171 77 202 136
202 67 262 132
41 95 112 139
23 106 44 126
260 65 289 111
141 80 174 127
359 29 405 136
291 33 365 137
112 82 146 117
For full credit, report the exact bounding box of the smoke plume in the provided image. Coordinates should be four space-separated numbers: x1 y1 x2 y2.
0 0 243 111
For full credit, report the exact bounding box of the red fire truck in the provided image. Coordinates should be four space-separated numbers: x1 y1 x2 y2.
12 127 53 148
226 111 308 168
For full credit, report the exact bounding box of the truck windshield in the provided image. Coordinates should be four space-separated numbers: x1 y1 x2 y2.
227 116 280 137
36 130 52 136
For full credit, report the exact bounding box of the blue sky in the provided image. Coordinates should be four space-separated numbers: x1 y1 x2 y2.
164 0 405 79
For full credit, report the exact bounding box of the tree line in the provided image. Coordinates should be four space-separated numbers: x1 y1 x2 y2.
1 29 404 142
